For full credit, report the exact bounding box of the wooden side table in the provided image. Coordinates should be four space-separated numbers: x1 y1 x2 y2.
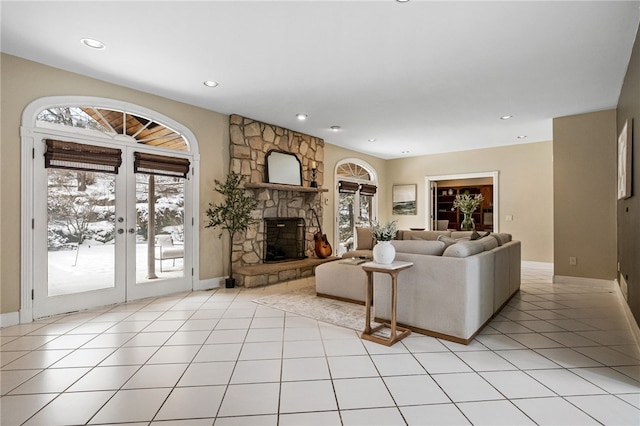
360 261 413 346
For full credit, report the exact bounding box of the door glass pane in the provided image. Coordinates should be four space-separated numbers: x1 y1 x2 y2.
337 192 355 256
136 173 185 284
358 193 373 225
47 169 115 296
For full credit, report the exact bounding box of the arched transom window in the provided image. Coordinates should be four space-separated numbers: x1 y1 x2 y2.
336 162 372 180
36 106 189 151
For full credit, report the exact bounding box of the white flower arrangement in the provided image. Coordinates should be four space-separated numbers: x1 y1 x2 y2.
370 220 398 241
452 193 484 215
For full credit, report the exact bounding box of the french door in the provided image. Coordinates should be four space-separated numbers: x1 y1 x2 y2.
33 140 192 318
337 186 375 256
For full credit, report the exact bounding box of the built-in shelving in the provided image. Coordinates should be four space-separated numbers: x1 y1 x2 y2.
436 185 493 231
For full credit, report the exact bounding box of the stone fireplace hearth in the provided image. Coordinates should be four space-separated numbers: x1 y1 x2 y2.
228 115 333 287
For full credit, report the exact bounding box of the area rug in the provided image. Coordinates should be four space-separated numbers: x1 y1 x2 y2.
253 286 380 331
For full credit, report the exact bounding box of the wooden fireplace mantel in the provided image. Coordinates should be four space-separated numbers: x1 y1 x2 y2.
244 182 328 193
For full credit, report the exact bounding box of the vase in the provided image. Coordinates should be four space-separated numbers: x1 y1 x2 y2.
373 240 396 265
461 212 475 231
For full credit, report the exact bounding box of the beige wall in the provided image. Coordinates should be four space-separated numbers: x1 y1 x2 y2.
1 54 230 314
553 109 617 280
386 142 554 262
617 21 640 322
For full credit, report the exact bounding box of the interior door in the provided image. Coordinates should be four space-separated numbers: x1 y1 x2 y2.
33 140 191 318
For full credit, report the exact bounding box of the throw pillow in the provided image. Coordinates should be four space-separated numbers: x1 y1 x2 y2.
355 227 374 250
436 234 457 248
470 231 491 241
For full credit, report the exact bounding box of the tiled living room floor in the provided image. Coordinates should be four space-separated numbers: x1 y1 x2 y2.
1 264 640 425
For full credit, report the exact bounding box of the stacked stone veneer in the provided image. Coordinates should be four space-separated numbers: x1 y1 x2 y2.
229 114 326 287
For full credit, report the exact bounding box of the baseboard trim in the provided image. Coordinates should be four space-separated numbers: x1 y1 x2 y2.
521 261 553 270
613 279 640 348
553 275 617 289
195 276 224 291
0 311 20 328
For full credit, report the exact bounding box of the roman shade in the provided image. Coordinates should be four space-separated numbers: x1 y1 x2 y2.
338 180 360 194
44 139 122 174
359 183 377 196
133 152 190 178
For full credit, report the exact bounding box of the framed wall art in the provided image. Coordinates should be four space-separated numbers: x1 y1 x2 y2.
618 119 633 200
392 184 417 215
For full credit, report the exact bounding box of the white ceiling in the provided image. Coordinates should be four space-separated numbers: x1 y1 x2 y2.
2 1 639 159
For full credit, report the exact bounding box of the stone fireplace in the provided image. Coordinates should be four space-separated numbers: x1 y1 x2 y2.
228 115 330 287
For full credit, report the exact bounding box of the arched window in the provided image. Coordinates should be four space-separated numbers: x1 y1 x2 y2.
335 159 378 256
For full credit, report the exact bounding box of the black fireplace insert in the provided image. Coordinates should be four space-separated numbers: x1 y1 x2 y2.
263 217 306 263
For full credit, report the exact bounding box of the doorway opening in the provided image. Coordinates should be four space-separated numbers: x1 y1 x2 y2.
425 172 499 232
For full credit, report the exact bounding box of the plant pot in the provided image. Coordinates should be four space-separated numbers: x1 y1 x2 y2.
373 240 396 265
225 278 236 288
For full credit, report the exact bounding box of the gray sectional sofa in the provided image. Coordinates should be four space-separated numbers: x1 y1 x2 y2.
315 229 521 344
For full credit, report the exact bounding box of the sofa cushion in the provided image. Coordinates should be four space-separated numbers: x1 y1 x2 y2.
479 236 499 251
494 233 512 245
450 231 475 239
489 234 503 246
442 240 485 258
356 227 374 250
401 230 450 241
391 240 446 256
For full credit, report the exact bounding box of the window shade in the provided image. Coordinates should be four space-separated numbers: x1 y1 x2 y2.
359 184 377 196
45 139 122 174
338 180 360 194
134 152 190 178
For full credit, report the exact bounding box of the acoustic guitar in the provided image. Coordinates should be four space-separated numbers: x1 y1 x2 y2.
311 208 332 259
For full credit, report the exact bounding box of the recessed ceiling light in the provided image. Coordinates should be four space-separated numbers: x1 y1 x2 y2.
296 113 308 121
330 126 341 131
500 115 513 120
203 80 219 87
368 138 376 142
396 0 410 2
80 38 105 50
401 150 410 154
517 135 527 139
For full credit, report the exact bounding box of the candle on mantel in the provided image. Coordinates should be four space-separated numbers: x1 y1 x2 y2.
310 161 317 169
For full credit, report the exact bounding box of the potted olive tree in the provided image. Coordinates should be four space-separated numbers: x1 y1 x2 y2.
206 172 258 288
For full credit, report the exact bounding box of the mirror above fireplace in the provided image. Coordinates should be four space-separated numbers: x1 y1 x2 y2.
266 150 302 186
